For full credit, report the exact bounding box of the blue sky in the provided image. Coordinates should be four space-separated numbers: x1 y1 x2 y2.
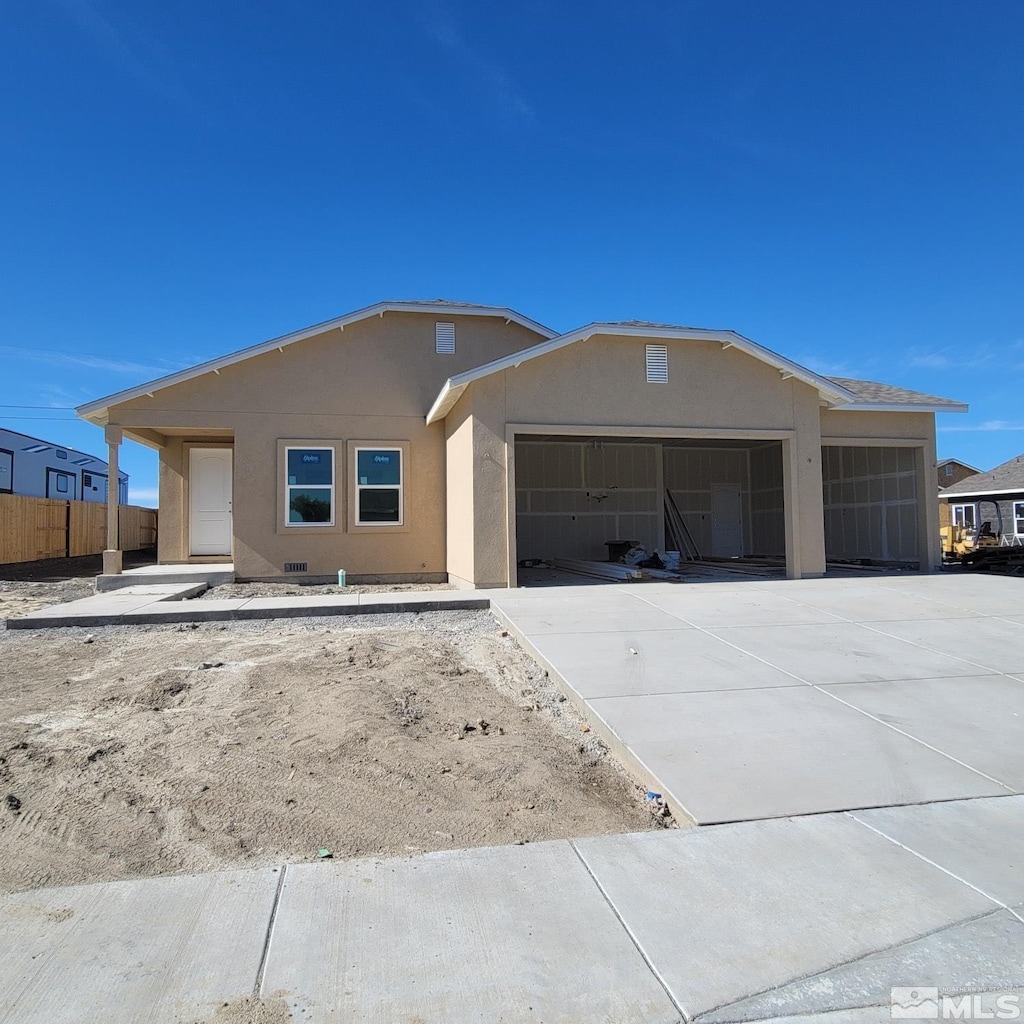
1 1 1021 503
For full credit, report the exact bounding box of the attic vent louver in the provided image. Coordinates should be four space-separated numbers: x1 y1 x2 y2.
435 322 456 354
646 344 668 383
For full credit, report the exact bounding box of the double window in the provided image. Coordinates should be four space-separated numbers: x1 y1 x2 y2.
1015 502 1024 537
283 444 404 528
286 447 335 526
355 448 403 525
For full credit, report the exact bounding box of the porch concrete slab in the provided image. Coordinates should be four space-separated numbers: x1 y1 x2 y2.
709 621 986 684
866 618 1024 675
631 588 846 627
96 562 235 592
573 814 997 1020
783 586 985 623
821 677 1024 789
262 841 680 1024
489 591 687 636
527 628 802 699
699 909 1024 1023
0 868 279 1024
853 795 1024 906
586 686 1005 823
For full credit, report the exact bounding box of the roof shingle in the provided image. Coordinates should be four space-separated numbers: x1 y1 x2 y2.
940 453 1024 495
826 377 966 409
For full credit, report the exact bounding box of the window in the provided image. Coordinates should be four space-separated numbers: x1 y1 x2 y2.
952 503 976 529
355 448 402 524
0 449 11 494
285 447 334 525
55 475 68 493
944 464 954 477
435 322 456 354
1015 502 1024 536
646 344 668 383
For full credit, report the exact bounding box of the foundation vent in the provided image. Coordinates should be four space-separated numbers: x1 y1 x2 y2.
435 322 456 354
645 344 668 383
283 562 308 573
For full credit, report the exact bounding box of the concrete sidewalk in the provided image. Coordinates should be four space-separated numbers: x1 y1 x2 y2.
486 573 1024 824
2 796 1021 1024
5 588 490 628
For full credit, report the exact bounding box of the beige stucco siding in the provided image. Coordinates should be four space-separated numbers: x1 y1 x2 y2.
454 333 832 585
106 313 541 578
502 336 807 430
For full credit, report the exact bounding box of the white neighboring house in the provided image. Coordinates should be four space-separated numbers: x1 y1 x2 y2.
0 428 128 504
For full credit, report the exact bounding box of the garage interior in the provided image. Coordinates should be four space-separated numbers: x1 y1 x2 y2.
513 437 922 582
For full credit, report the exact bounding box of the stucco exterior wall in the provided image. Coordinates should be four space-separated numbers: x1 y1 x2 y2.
459 333 832 584
106 312 541 578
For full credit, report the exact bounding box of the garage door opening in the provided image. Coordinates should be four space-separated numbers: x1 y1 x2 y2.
821 445 919 567
513 435 787 582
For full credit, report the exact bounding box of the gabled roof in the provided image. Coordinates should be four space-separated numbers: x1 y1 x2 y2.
937 457 982 473
77 300 556 423
425 322 967 424
940 453 1024 498
826 377 968 412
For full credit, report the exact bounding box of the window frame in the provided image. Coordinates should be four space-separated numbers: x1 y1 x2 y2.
284 445 336 528
1014 501 1024 537
952 503 977 529
0 447 12 494
353 446 404 527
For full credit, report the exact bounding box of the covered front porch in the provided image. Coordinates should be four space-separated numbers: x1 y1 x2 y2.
98 423 235 581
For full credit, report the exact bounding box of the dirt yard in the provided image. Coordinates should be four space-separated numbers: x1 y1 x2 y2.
201 580 455 599
0 579 96 620
0 609 667 893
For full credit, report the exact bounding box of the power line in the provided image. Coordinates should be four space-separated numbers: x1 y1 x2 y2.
0 415 78 421
0 404 75 410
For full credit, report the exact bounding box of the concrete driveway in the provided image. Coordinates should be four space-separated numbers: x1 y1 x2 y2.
487 573 1024 824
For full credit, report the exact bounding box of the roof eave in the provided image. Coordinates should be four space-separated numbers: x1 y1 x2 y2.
940 485 1024 499
837 402 970 414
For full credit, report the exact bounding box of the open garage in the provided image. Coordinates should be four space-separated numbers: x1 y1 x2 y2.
513 435 787 567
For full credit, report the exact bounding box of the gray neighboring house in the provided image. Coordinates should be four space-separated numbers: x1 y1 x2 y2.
940 452 1024 542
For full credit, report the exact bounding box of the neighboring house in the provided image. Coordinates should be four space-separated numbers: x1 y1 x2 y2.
937 458 981 490
937 458 981 532
76 300 966 585
0 427 128 504
939 453 1024 543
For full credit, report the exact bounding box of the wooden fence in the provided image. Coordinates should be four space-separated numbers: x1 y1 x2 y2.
0 494 157 565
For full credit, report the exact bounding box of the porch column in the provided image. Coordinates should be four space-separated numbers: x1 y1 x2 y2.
103 425 123 575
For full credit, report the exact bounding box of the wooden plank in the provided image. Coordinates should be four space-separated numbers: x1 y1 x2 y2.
0 494 68 563
1 495 157 564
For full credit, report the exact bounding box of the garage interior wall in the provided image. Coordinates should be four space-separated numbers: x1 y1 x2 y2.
514 440 660 560
514 438 787 562
821 445 919 563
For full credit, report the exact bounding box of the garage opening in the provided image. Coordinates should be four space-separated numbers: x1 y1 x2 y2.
513 435 787 578
821 445 919 566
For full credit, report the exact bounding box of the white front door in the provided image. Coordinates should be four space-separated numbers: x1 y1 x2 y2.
711 483 744 557
190 448 233 556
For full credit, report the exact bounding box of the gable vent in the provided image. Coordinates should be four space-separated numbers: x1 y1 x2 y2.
645 344 668 383
435 322 456 354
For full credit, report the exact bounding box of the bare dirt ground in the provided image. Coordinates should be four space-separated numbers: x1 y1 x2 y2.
0 609 667 893
201 581 455 599
0 579 95 620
